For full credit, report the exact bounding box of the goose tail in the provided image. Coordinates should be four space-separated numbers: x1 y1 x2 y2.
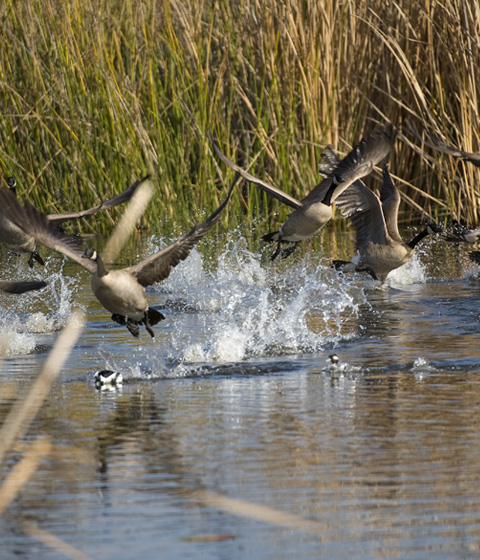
261 231 280 243
147 307 165 326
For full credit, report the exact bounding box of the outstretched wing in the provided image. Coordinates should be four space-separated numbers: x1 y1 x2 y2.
128 173 241 287
0 279 47 294
0 188 96 273
408 124 480 167
207 133 302 209
302 123 396 205
47 175 151 223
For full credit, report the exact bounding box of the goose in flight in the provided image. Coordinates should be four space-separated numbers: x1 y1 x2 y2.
0 174 240 337
0 175 150 267
207 124 396 259
330 155 442 282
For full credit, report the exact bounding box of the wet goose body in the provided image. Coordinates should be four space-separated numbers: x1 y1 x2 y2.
332 158 442 283
0 175 239 337
84 248 164 336
208 124 396 259
0 175 149 267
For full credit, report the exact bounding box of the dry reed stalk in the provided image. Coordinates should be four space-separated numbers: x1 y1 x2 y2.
0 313 84 467
0 436 51 516
101 178 155 263
2 0 480 226
194 490 329 535
23 521 94 560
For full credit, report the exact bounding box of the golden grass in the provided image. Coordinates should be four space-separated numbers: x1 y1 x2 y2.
1 0 479 231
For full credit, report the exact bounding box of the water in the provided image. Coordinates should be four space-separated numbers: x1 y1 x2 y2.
1 232 480 559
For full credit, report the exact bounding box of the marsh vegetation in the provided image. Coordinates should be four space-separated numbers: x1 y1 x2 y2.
1 0 480 236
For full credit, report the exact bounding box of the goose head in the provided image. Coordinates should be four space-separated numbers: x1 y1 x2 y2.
321 174 345 206
82 247 98 261
6 177 17 196
82 247 108 276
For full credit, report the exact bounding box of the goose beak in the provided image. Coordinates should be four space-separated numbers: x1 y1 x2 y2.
427 222 443 234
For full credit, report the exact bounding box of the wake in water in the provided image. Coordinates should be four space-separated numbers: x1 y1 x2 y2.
141 236 418 375
83 232 435 380
0 232 430 371
0 255 79 356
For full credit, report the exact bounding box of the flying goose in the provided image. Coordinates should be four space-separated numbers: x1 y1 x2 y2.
0 175 240 337
0 279 47 294
0 175 150 267
207 124 396 259
331 156 442 282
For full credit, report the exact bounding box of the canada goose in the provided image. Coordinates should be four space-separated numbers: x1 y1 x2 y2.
0 175 150 267
207 124 396 259
0 279 47 294
0 175 240 337
331 157 442 282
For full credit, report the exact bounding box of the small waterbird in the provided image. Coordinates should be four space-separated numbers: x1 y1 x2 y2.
0 175 150 267
94 370 123 389
208 124 396 260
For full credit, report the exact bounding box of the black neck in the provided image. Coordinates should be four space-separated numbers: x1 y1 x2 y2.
95 255 109 278
321 176 343 206
408 227 429 249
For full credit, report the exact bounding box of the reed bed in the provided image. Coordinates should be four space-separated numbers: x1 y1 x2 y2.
1 0 479 234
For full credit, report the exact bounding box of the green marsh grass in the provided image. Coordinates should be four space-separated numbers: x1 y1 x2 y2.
1 0 480 237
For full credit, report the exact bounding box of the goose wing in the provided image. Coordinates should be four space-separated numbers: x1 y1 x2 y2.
47 175 150 224
420 133 480 167
128 174 240 287
318 145 341 176
206 133 302 210
379 161 402 242
319 145 389 247
0 188 96 273
301 123 396 205
0 279 47 294
334 182 389 249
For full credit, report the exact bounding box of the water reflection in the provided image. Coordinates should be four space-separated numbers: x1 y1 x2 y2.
1 232 480 558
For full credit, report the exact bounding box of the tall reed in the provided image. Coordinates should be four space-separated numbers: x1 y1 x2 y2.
0 0 479 235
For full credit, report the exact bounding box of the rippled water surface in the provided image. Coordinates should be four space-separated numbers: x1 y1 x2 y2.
1 232 480 559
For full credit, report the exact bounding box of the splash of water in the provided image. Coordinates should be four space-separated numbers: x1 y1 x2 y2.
0 256 79 356
387 252 427 287
157 237 370 368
